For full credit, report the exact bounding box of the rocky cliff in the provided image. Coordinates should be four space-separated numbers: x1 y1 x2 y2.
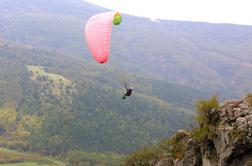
155 95 252 166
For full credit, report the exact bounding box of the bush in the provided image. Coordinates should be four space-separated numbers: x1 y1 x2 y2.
190 124 216 143
159 130 188 160
6 140 29 152
67 151 89 166
196 95 219 127
124 146 160 166
0 137 29 152
245 93 252 107
66 150 123 166
191 95 219 143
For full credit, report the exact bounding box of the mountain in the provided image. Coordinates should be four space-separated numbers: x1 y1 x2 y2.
0 37 202 155
0 0 211 156
124 95 252 166
0 0 252 97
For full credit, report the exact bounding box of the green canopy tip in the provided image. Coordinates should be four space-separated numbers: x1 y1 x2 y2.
113 13 122 25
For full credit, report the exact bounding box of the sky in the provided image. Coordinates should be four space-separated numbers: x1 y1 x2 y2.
85 0 252 25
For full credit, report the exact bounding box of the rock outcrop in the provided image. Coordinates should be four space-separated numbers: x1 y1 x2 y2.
155 96 252 166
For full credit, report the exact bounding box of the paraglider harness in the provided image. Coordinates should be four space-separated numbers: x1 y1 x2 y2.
122 82 133 99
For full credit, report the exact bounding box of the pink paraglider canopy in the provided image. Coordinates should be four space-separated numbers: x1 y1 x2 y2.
85 12 119 64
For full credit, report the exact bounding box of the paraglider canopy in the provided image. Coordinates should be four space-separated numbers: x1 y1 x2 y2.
85 12 122 64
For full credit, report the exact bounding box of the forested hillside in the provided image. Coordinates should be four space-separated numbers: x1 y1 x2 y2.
0 39 200 156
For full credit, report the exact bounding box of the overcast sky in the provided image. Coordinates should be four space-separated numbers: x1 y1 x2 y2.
85 0 252 25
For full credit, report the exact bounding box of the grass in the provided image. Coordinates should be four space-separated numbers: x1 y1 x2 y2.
0 148 64 166
0 162 53 166
27 65 71 85
27 65 72 97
